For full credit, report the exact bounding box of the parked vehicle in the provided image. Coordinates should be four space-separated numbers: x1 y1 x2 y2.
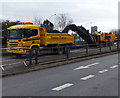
6 22 74 57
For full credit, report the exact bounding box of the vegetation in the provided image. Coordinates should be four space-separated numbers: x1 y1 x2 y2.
55 13 73 31
0 20 20 46
110 29 120 40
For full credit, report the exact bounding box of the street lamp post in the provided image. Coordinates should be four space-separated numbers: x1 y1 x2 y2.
49 14 56 20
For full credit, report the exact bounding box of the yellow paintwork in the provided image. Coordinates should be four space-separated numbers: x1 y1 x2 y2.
99 33 116 42
6 49 28 54
8 24 39 30
39 28 74 46
7 23 74 54
93 32 116 43
92 31 99 36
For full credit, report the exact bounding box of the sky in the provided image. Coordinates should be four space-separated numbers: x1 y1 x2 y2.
0 0 119 32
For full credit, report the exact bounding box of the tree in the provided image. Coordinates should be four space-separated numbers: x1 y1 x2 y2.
1 20 20 46
110 29 120 40
33 17 43 26
55 13 73 31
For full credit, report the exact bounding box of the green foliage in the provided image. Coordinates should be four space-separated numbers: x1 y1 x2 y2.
2 20 19 30
1 20 20 46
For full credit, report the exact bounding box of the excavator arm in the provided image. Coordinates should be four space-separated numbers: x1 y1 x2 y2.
62 24 96 45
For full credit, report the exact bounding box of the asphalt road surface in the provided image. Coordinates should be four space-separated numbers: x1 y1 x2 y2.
2 53 119 96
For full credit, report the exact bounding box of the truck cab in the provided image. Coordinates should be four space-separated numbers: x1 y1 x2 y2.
6 22 41 54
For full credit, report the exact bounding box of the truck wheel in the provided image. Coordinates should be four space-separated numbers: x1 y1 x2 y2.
57 46 64 55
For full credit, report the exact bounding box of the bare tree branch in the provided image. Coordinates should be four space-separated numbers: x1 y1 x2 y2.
55 13 73 31
33 17 43 26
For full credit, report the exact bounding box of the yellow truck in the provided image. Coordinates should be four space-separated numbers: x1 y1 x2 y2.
6 22 74 57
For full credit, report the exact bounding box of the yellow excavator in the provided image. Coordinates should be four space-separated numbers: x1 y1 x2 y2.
92 31 116 44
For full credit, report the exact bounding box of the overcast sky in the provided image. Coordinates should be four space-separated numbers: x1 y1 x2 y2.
0 0 119 32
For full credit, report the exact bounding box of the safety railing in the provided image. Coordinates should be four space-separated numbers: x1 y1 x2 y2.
24 41 120 66
1 41 120 71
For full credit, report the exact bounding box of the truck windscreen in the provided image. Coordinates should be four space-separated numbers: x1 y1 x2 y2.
7 29 38 39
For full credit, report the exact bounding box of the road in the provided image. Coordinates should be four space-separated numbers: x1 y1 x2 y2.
2 53 118 96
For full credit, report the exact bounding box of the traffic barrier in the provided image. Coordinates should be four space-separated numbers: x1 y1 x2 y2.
1 41 120 71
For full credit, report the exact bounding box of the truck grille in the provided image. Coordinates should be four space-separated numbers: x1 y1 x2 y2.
9 44 18 47
9 42 18 47
9 41 18 43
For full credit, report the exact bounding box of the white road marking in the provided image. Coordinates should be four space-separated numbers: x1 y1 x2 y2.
71 49 84 53
1 55 52 63
0 59 17 63
87 62 99 67
52 83 74 91
73 66 89 70
0 62 23 71
39 55 52 58
80 75 95 80
98 69 108 73
0 65 5 71
110 65 118 69
74 62 99 70
23 61 28 66
0 62 22 66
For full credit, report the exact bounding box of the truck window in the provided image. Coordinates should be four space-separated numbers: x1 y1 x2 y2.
30 29 38 36
23 29 38 38
7 29 38 39
7 29 23 39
